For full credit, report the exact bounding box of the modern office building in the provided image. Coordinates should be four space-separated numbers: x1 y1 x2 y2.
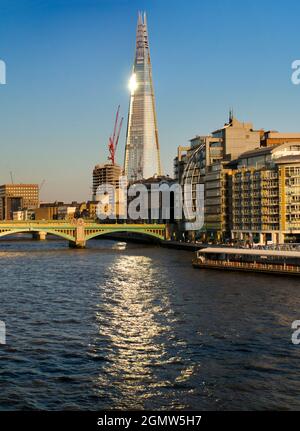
124 12 162 182
0 184 39 220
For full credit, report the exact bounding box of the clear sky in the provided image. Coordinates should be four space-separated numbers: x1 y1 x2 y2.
0 0 299 201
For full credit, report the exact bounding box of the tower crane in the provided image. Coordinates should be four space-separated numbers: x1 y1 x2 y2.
108 105 123 165
39 179 45 192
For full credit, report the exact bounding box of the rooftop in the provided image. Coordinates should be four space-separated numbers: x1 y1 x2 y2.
198 247 300 258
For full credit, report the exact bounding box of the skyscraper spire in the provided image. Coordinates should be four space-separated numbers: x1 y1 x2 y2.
124 12 162 182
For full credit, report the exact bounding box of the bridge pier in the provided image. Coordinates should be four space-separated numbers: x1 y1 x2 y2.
32 231 47 241
69 240 86 249
70 220 86 248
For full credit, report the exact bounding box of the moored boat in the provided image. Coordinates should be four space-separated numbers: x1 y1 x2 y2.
192 247 300 276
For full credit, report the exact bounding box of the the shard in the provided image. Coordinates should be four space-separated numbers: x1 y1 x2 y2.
124 12 162 182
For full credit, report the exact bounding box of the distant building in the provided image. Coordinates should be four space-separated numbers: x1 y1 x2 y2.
204 163 233 242
12 209 35 221
35 205 58 220
0 184 39 220
124 12 162 182
173 146 190 183
92 163 122 199
128 175 176 224
35 202 81 220
57 205 77 220
12 211 24 221
210 114 261 161
260 131 300 147
92 163 126 220
174 115 262 241
231 142 300 244
85 201 99 219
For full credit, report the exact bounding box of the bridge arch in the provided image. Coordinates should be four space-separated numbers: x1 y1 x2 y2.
0 228 75 243
85 228 165 242
0 222 168 247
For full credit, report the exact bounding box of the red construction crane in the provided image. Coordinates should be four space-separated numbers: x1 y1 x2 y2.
108 105 123 165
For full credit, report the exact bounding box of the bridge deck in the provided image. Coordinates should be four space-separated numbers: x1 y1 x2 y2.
0 221 168 245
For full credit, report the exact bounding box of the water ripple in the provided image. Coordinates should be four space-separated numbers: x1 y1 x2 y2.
0 239 300 410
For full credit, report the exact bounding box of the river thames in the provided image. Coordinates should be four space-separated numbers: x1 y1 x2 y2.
0 238 300 410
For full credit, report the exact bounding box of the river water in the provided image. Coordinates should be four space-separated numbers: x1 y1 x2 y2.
0 238 300 410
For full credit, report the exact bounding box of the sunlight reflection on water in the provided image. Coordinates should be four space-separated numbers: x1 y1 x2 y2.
1 239 300 410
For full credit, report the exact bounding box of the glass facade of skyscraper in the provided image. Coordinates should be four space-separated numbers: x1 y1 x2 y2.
124 12 162 182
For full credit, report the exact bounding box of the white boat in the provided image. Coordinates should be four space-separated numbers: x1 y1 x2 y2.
112 242 127 250
193 247 300 276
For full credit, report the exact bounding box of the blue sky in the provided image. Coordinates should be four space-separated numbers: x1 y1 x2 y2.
0 0 299 201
